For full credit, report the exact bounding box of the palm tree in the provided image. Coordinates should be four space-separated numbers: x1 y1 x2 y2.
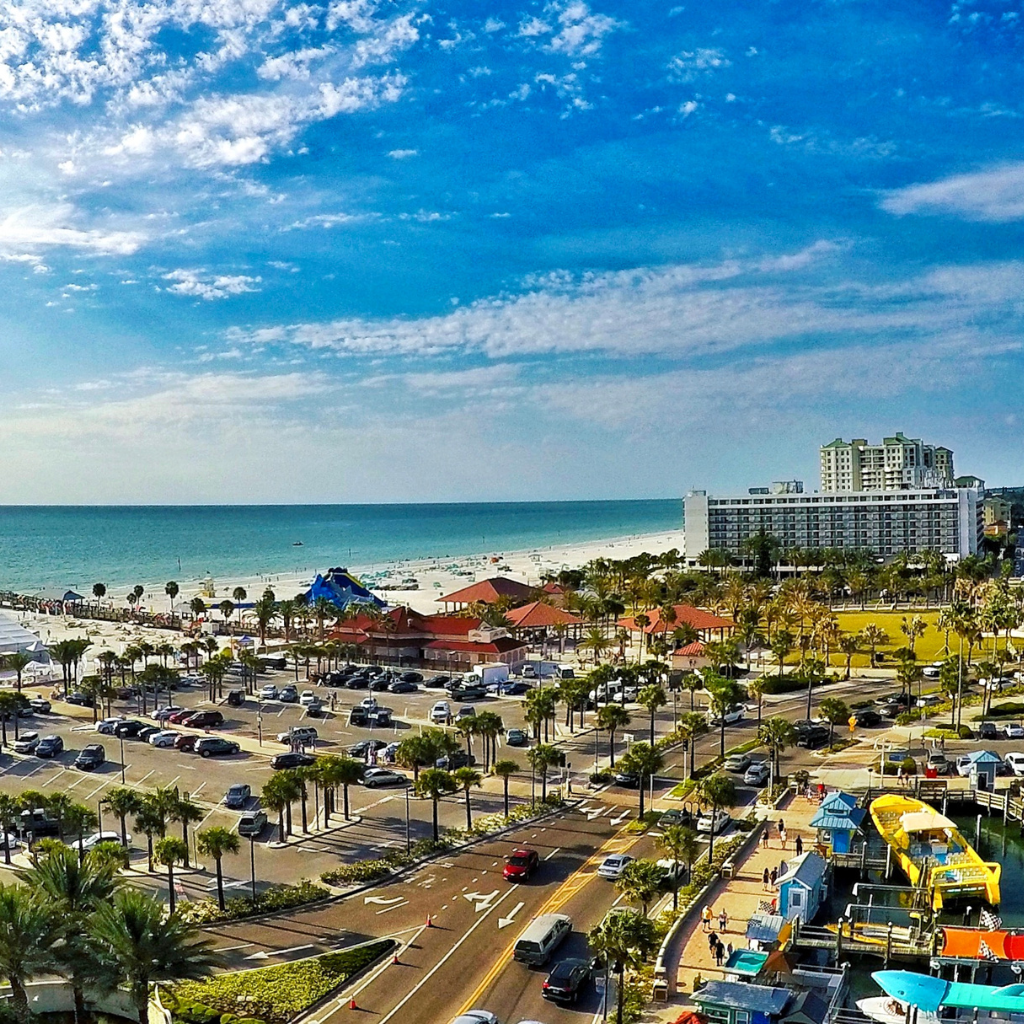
155 837 188 914
91 888 222 1024
2 652 32 693
596 704 631 767
453 766 483 830
321 756 363 821
92 582 107 603
818 697 850 748
579 626 612 665
706 676 743 758
196 828 240 911
526 744 560 803
474 711 505 769
260 776 290 842
168 793 203 868
617 742 663 819
455 717 479 756
860 624 889 668
746 677 766 725
637 683 666 745
587 909 657 1024
837 633 859 679
694 772 736 860
615 858 664 917
395 734 439 783
0 692 21 747
0 884 61 1022
757 716 796 786
165 581 180 615
134 802 165 873
491 759 519 817
658 824 699 906
253 593 278 646
415 768 457 843
675 711 708 780
0 795 19 865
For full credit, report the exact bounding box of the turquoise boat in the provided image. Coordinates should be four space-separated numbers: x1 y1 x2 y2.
873 970 1024 1014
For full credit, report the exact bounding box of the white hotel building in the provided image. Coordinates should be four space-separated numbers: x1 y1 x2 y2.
683 484 984 562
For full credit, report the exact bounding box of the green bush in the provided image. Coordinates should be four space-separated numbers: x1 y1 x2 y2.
895 710 922 725
174 941 395 1024
590 770 613 784
758 675 835 695
178 879 330 925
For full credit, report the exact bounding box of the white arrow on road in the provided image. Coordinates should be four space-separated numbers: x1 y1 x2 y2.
463 889 499 912
245 944 315 961
611 809 631 826
497 901 525 929
364 895 405 906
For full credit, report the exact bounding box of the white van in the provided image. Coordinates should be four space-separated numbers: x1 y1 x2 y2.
512 913 572 966
430 701 452 724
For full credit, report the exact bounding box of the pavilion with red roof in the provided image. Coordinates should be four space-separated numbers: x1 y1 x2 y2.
617 604 734 641
440 576 537 610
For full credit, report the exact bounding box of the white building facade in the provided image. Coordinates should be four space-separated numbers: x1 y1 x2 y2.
819 433 954 492
684 485 983 562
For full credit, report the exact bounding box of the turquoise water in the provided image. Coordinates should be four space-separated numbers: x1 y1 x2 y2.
0 500 682 593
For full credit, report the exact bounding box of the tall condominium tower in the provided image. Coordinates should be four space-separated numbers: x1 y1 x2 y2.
819 432 954 492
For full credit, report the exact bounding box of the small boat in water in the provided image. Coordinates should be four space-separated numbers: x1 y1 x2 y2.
293 541 303 546
869 794 1000 909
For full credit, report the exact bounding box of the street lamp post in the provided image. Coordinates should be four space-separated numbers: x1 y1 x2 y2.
405 787 411 854
249 836 257 903
119 734 126 784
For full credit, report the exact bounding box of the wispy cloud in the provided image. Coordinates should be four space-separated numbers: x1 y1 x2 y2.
163 269 262 300
881 163 1024 221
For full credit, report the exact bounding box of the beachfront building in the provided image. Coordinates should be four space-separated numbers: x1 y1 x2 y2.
809 791 865 856
819 433 955 492
503 601 583 651
329 606 528 669
683 483 984 562
440 576 537 610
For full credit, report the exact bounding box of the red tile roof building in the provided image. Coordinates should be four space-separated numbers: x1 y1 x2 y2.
617 604 734 639
440 576 537 608
504 601 582 630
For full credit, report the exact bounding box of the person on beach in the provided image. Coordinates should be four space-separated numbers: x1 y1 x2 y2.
762 867 770 890
780 826 787 849
719 909 728 933
770 867 778 887
778 818 785 834
795 834 803 856
761 828 770 849
702 906 712 931
707 931 718 952
714 942 725 967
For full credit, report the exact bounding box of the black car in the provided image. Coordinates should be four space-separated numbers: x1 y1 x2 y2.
369 676 393 692
388 680 418 694
436 750 476 770
979 721 999 740
365 666 384 677
326 672 348 687
138 725 161 742
659 807 693 827
500 680 531 696
74 744 105 770
542 959 592 1003
613 771 640 787
65 692 94 708
114 720 146 738
271 751 316 770
425 675 449 688
196 737 241 758
448 684 487 701
372 707 394 727
797 726 830 749
226 689 245 707
279 687 299 703
853 709 882 727
36 735 64 757
18 808 59 838
349 739 389 759
345 676 370 689
400 671 423 683
349 707 370 726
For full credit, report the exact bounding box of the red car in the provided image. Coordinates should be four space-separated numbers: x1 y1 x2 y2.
503 848 539 882
183 710 224 728
174 734 199 752
167 709 193 724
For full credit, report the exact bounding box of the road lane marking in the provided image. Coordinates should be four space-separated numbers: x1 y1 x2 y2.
497 901 524 929
376 887 518 1024
246 943 314 961
543 847 561 861
365 896 405 906
375 901 408 915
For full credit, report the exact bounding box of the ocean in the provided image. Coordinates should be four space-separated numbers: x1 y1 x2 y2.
0 500 682 594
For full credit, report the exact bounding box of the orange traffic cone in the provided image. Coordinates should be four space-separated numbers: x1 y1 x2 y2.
392 952 401 965
349 997 357 1010
425 915 432 928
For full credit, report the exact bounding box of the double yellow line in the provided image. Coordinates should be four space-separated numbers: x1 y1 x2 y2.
455 825 643 1015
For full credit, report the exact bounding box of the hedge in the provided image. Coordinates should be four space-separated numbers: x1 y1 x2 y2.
179 879 330 925
173 941 395 1024
757 674 838 695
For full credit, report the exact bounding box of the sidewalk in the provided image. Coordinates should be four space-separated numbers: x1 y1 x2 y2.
673 794 821 1000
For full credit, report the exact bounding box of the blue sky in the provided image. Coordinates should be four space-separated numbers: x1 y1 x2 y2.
2 0 1024 503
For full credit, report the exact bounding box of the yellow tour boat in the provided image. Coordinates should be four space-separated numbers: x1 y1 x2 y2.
869 794 1000 910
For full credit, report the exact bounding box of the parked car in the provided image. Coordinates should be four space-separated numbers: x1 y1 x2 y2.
27 699 50 714
259 684 279 701
226 690 245 707
656 858 687 888
359 696 379 710
915 695 942 709
138 726 161 742
724 752 752 772
853 709 883 727
362 768 407 788
797 726 830 749
1007 724 1024 740
74 744 105 770
78 831 129 851
708 704 745 726
448 684 487 702
305 699 324 717
154 705 184 721
12 733 39 755
506 728 528 746
542 958 592 1004
344 676 370 689
35 736 64 758
349 707 370 727
957 754 976 776
174 734 199 752
149 730 180 747
372 707 394 727
65 692 94 707
503 848 539 882
183 710 224 729
922 665 941 679
400 671 423 683
497 680 531 696
613 770 639 787
658 808 692 828
430 701 452 724
388 680 418 694
979 722 999 740
271 751 316 770
457 705 476 720
277 726 319 746
926 752 952 775
196 737 240 758
95 717 125 735
425 675 449 688
697 810 731 834
349 740 388 759
436 750 476 770
114 720 146 738
224 784 251 808
238 811 268 837
369 676 393 692
166 709 194 724
597 854 634 880
299 690 318 707
743 761 770 785
1004 753 1024 777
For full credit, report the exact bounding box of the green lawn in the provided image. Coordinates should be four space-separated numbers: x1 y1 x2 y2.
826 611 950 668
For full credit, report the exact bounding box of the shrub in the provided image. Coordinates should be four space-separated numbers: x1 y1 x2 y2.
895 710 922 725
590 770 613 784
174 941 395 1024
178 879 329 925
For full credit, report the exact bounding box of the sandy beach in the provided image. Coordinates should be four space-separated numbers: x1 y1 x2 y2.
6 527 685 676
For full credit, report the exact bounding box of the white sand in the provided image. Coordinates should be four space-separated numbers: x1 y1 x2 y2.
9 527 685 670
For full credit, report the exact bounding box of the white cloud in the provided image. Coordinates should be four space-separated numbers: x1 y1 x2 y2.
163 268 261 299
0 203 145 255
257 46 335 81
548 1 620 58
285 211 373 230
668 47 731 81
881 163 1024 221
388 148 418 159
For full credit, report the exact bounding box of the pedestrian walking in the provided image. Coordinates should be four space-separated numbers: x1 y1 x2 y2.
714 941 725 967
761 828 770 849
702 905 712 932
726 942 733 957
817 782 825 803
719 909 728 933
707 931 718 952
762 867 770 890
795 834 803 856
770 867 778 887
778 818 785 834
780 826 788 849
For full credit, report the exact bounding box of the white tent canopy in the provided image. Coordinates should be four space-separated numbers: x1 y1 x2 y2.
0 613 48 662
